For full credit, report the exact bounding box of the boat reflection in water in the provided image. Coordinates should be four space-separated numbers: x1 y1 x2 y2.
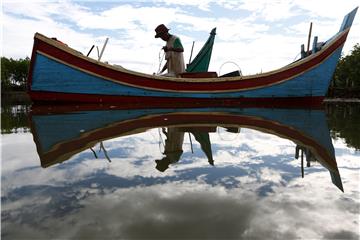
30 105 343 191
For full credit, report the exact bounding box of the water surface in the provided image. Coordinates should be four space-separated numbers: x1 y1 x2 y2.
1 103 359 239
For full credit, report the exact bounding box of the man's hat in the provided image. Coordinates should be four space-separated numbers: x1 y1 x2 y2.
155 158 170 172
155 24 169 38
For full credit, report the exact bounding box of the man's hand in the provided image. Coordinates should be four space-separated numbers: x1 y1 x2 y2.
163 46 183 53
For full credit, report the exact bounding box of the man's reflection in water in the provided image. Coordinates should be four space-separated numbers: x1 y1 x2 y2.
155 130 321 174
295 145 318 178
155 127 185 172
295 145 318 167
155 127 214 172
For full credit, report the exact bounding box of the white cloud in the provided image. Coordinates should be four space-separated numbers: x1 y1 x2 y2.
260 167 283 183
2 10 95 58
3 178 359 239
234 0 300 21
2 1 359 74
156 0 212 12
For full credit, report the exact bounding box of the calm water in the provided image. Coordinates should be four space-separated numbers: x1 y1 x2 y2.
1 103 359 239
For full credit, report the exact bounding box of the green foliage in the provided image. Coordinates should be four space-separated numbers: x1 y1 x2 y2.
1 57 30 91
1 104 30 134
329 44 360 97
326 103 360 150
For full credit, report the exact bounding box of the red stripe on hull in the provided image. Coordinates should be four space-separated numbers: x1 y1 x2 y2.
33 31 348 92
29 91 324 109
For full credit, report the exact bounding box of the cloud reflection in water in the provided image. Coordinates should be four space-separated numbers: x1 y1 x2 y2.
2 126 359 239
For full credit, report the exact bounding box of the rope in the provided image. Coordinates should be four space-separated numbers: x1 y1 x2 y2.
158 127 165 153
218 61 242 77
157 48 165 74
293 52 301 62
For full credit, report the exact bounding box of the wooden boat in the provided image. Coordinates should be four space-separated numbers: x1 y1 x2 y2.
27 8 357 107
30 105 343 191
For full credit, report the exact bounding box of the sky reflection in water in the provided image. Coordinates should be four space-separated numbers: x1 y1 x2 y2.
1 106 360 240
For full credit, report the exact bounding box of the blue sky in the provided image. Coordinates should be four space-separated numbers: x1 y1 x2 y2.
2 0 359 74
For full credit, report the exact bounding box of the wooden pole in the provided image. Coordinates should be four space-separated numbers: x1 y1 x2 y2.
100 142 111 162
306 22 313 56
98 38 109 61
188 132 194 153
86 45 95 57
301 149 304 178
189 41 195 64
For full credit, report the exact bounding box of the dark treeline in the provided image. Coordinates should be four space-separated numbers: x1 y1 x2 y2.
1 57 30 91
1 104 30 134
327 44 360 98
1 43 359 97
325 103 360 150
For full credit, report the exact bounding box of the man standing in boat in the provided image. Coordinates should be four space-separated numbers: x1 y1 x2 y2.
155 24 185 77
